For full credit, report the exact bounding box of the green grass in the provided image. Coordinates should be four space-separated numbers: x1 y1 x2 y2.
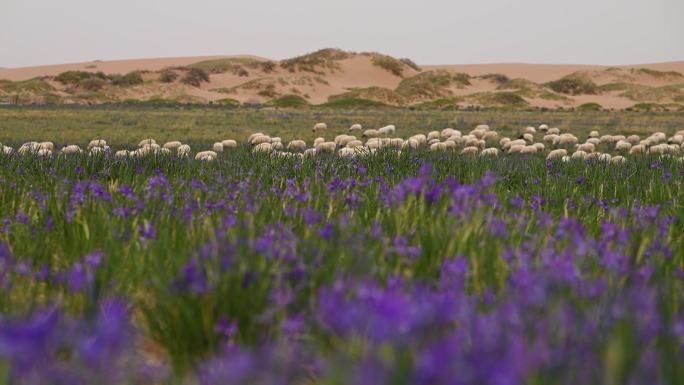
1 106 683 146
577 102 603 111
318 97 391 109
268 94 309 108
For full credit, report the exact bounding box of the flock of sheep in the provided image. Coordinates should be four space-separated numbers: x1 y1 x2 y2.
3 122 684 164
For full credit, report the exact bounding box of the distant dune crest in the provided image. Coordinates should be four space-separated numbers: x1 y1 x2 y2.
1 48 683 110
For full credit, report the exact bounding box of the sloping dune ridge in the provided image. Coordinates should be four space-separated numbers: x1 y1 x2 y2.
1 49 683 110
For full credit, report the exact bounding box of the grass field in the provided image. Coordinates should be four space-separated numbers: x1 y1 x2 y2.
1 106 683 147
0 107 683 384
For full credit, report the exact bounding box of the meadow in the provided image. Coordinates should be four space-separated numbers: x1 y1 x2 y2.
0 107 683 384
1 106 684 146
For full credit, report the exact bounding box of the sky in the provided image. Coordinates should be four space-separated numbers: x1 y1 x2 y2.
1 0 683 68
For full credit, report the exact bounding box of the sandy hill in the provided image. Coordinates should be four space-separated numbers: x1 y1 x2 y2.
1 49 683 111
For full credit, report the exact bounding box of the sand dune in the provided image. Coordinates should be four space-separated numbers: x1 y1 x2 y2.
1 50 682 110
0 55 266 82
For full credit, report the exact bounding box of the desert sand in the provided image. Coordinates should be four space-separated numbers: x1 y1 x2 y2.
1 50 683 109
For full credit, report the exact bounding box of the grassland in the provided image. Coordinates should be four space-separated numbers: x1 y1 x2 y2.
1 106 683 147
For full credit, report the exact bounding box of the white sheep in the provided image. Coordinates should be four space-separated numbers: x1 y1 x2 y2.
410 134 427 145
346 140 364 148
520 145 537 154
460 146 479 155
470 129 485 139
312 122 327 133
287 140 307 152
38 142 54 151
429 142 447 152
427 131 441 141
114 150 130 159
88 139 107 149
253 143 274 154
178 144 191 157
61 145 82 154
508 144 525 154
250 135 271 145
377 125 396 136
212 142 224 153
138 138 156 147
533 142 545 152
543 134 559 144
18 142 39 154
524 126 536 134
338 147 360 158
611 155 626 164
303 148 317 157
443 140 457 150
195 150 217 161
315 142 336 153
222 140 238 149
163 141 183 150
37 148 52 157
589 130 600 138
547 128 560 135
2 146 14 155
571 151 588 160
522 133 534 143
247 132 264 143
349 124 362 132
556 134 578 146
669 135 684 145
629 144 646 154
480 148 499 157
314 137 325 147
402 139 420 150
577 142 595 153
586 138 600 146
362 129 378 138
538 124 549 131
475 124 490 131
627 135 640 145
547 149 567 160
441 128 458 138
615 140 632 152
483 131 499 141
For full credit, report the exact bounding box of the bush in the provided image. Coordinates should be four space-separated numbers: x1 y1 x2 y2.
269 94 309 108
371 54 406 77
577 102 603 111
257 84 278 98
215 98 241 105
481 73 510 84
319 97 390 108
182 68 210 87
399 58 421 72
546 73 599 95
258 61 277 73
55 71 96 84
111 71 144 87
78 77 108 91
159 70 179 83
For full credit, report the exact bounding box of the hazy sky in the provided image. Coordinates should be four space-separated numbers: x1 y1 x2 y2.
1 0 682 68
